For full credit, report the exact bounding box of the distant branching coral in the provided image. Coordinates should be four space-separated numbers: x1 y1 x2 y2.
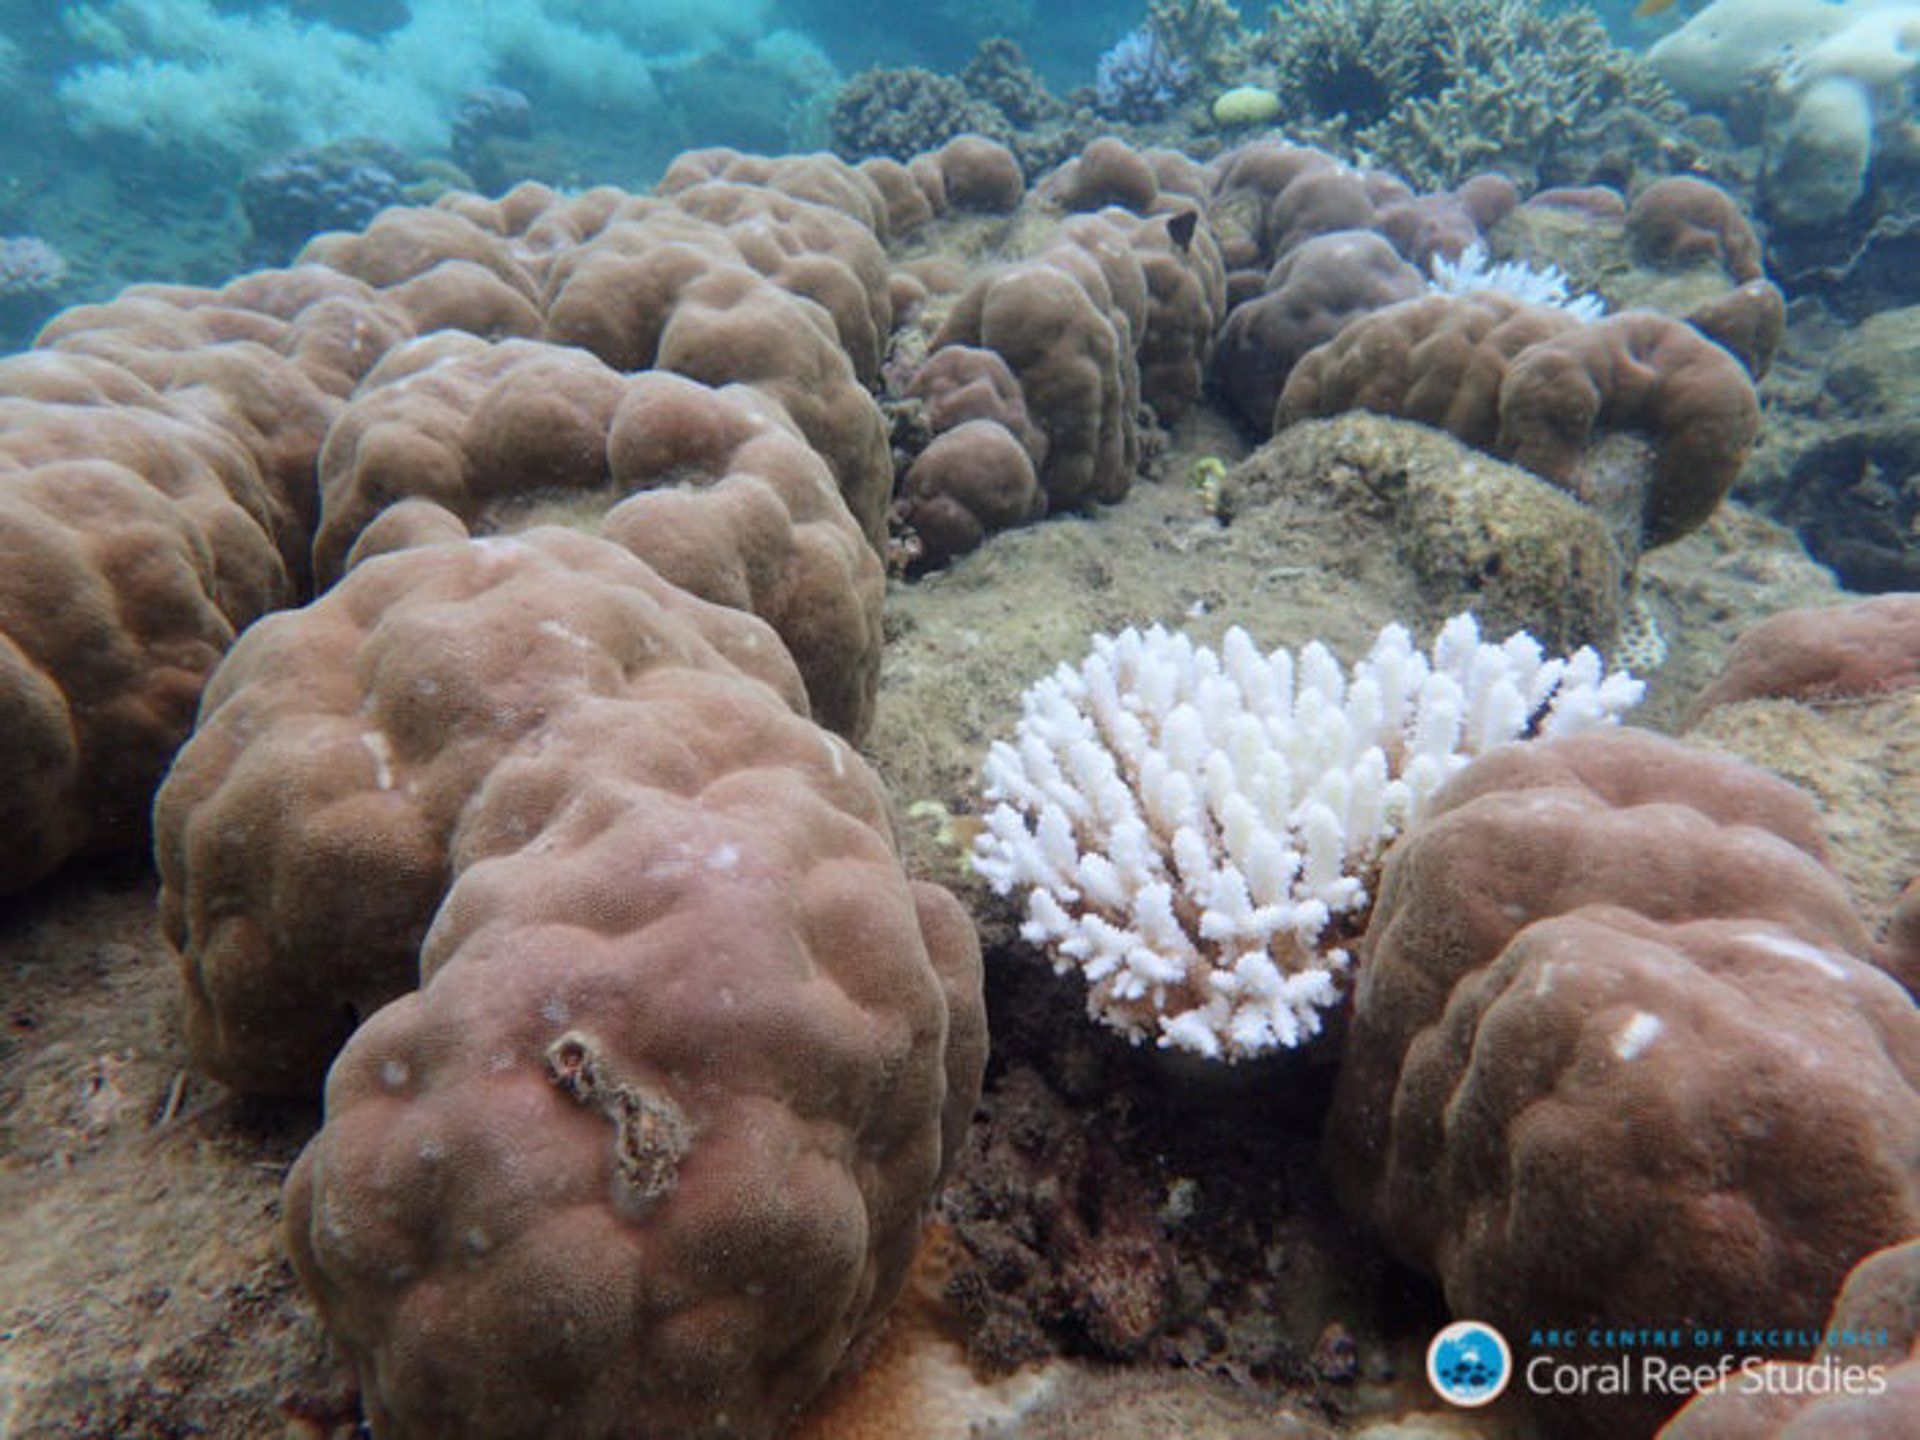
1148 0 1247 86
1255 0 1685 189
961 39 1062 128
828 65 1014 163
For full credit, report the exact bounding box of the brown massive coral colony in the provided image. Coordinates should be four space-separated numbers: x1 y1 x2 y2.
2 149 1009 1437
1331 728 1920 1438
2 131 1802 1433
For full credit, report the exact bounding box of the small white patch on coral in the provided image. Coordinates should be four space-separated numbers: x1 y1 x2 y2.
1738 929 1852 980
536 618 596 652
360 730 396 791
1612 1010 1664 1061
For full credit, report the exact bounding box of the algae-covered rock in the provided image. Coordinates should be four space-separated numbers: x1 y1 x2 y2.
1765 306 1920 590
1226 413 1624 653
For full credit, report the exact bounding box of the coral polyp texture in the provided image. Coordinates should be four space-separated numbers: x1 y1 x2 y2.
0 268 411 893
972 615 1643 1060
156 528 807 1096
1661 1238 1920 1437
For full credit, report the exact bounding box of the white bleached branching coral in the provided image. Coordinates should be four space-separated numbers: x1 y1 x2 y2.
973 614 1643 1061
1428 241 1605 322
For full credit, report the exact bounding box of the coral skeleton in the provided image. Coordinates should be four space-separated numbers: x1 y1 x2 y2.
974 614 1642 1060
1428 240 1605 321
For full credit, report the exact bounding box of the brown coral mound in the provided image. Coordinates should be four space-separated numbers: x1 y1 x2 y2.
908 139 1223 529
1627 176 1765 284
540 218 893 545
1041 135 1162 215
894 347 1047 567
1280 292 1760 552
1659 1239 1920 1438
1689 594 1920 716
1330 729 1920 1437
898 418 1044 567
1683 277 1785 379
1212 229 1425 427
155 528 811 1097
925 134 1026 215
929 157 1225 516
38 267 412 537
298 207 547 338
314 335 884 739
934 247 1139 513
1203 141 1529 425
1203 139 1507 295
139 150 1007 1434
274 535 985 1439
302 175 898 548
0 270 417 893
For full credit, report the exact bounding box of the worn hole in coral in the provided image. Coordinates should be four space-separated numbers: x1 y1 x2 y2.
544 1029 693 1218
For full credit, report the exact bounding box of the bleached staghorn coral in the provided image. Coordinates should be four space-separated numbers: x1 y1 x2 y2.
1428 241 1605 322
973 614 1642 1061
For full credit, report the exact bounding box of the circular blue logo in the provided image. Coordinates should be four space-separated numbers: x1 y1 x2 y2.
1427 1319 1513 1407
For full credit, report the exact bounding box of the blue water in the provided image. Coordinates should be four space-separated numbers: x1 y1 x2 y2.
0 2 1162 322
0 3 1673 310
